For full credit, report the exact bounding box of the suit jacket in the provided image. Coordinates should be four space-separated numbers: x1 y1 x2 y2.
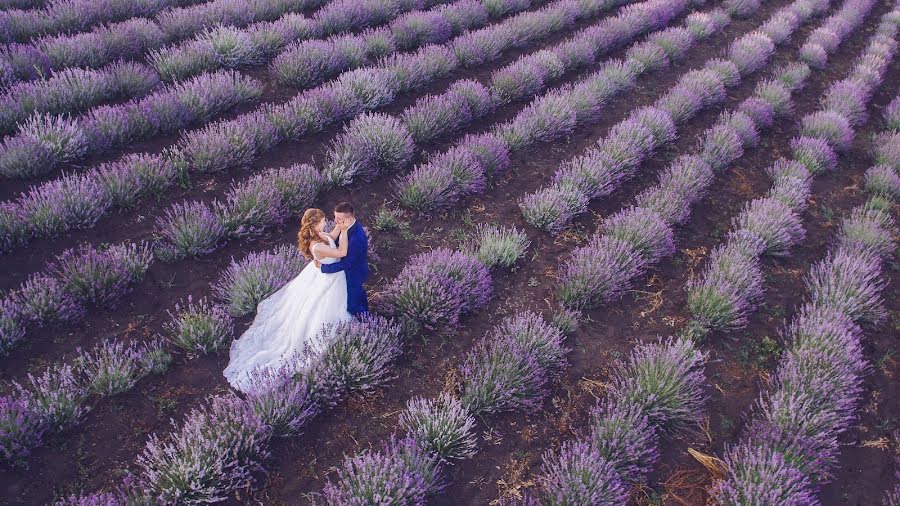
320 222 369 315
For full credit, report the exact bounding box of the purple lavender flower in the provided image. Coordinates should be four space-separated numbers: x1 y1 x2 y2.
626 41 670 73
557 234 647 309
334 68 398 110
884 95 900 131
391 10 454 50
704 58 742 87
873 132 900 170
540 441 628 505
137 394 270 504
156 200 226 261
728 31 775 74
0 297 25 355
790 136 837 173
460 332 547 415
402 89 474 143
181 112 278 173
686 242 765 335
400 393 477 462
799 42 828 68
836 206 895 259
759 11 800 43
16 274 84 325
96 153 178 209
317 315 402 395
631 107 676 146
323 112 414 187
491 50 564 104
655 87 704 124
718 111 760 148
806 248 886 323
19 171 110 237
601 206 675 264
609 337 706 433
395 157 462 212
164 296 234 354
765 160 811 211
801 110 853 151
1 113 88 178
699 124 744 171
724 0 761 16
77 339 154 397
500 92 577 151
50 242 152 308
641 154 714 223
715 438 817 505
474 224 529 269
822 81 870 127
0 394 44 467
16 363 87 432
266 163 323 212
738 97 776 128
733 197 805 256
215 176 288 238
519 185 588 234
458 132 510 177
754 79 793 116
376 263 464 335
863 164 900 199
649 27 695 60
678 69 727 108
0 134 54 179
0 43 51 84
382 45 454 93
589 401 660 481
213 244 306 317
321 435 441 505
243 360 320 437
774 61 811 91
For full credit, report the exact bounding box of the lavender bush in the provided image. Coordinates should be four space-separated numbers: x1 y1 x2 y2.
473 224 529 268
399 393 477 462
323 112 414 186
322 436 442 505
15 364 87 432
155 201 225 261
137 394 270 504
0 395 44 467
50 242 152 307
164 296 234 354
77 339 164 396
15 274 84 325
317 315 403 395
213 244 307 317
244 360 320 437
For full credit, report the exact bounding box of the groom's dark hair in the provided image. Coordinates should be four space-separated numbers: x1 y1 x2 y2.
334 202 354 215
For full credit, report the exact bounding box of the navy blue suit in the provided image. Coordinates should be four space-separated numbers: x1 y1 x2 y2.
320 222 369 315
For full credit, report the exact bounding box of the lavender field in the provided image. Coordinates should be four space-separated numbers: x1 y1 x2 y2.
0 0 898 503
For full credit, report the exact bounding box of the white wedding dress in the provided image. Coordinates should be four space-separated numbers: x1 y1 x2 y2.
224 237 352 392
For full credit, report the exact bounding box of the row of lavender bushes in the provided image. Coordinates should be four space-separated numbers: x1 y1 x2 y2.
154 0 702 263
394 0 744 213
0 70 261 180
0 241 153 354
713 91 900 503
154 0 482 83
518 0 837 233
56 225 525 502
0 60 160 136
0 0 328 87
684 0 893 340
0 0 207 44
0 0 597 254
0 337 171 467
269 0 611 91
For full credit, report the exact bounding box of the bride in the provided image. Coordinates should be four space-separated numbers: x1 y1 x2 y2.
224 208 353 392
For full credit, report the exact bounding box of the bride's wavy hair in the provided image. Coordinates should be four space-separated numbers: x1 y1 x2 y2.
297 208 326 260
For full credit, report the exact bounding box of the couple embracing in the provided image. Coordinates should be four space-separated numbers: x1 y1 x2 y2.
224 202 369 392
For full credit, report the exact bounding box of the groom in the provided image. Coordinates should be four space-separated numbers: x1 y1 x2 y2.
318 202 369 316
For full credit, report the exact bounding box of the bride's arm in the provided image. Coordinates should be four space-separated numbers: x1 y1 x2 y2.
328 223 341 240
313 229 349 259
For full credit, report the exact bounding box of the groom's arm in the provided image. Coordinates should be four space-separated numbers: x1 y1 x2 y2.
320 230 366 274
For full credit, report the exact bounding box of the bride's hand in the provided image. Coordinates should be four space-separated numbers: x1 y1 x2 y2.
314 259 321 268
